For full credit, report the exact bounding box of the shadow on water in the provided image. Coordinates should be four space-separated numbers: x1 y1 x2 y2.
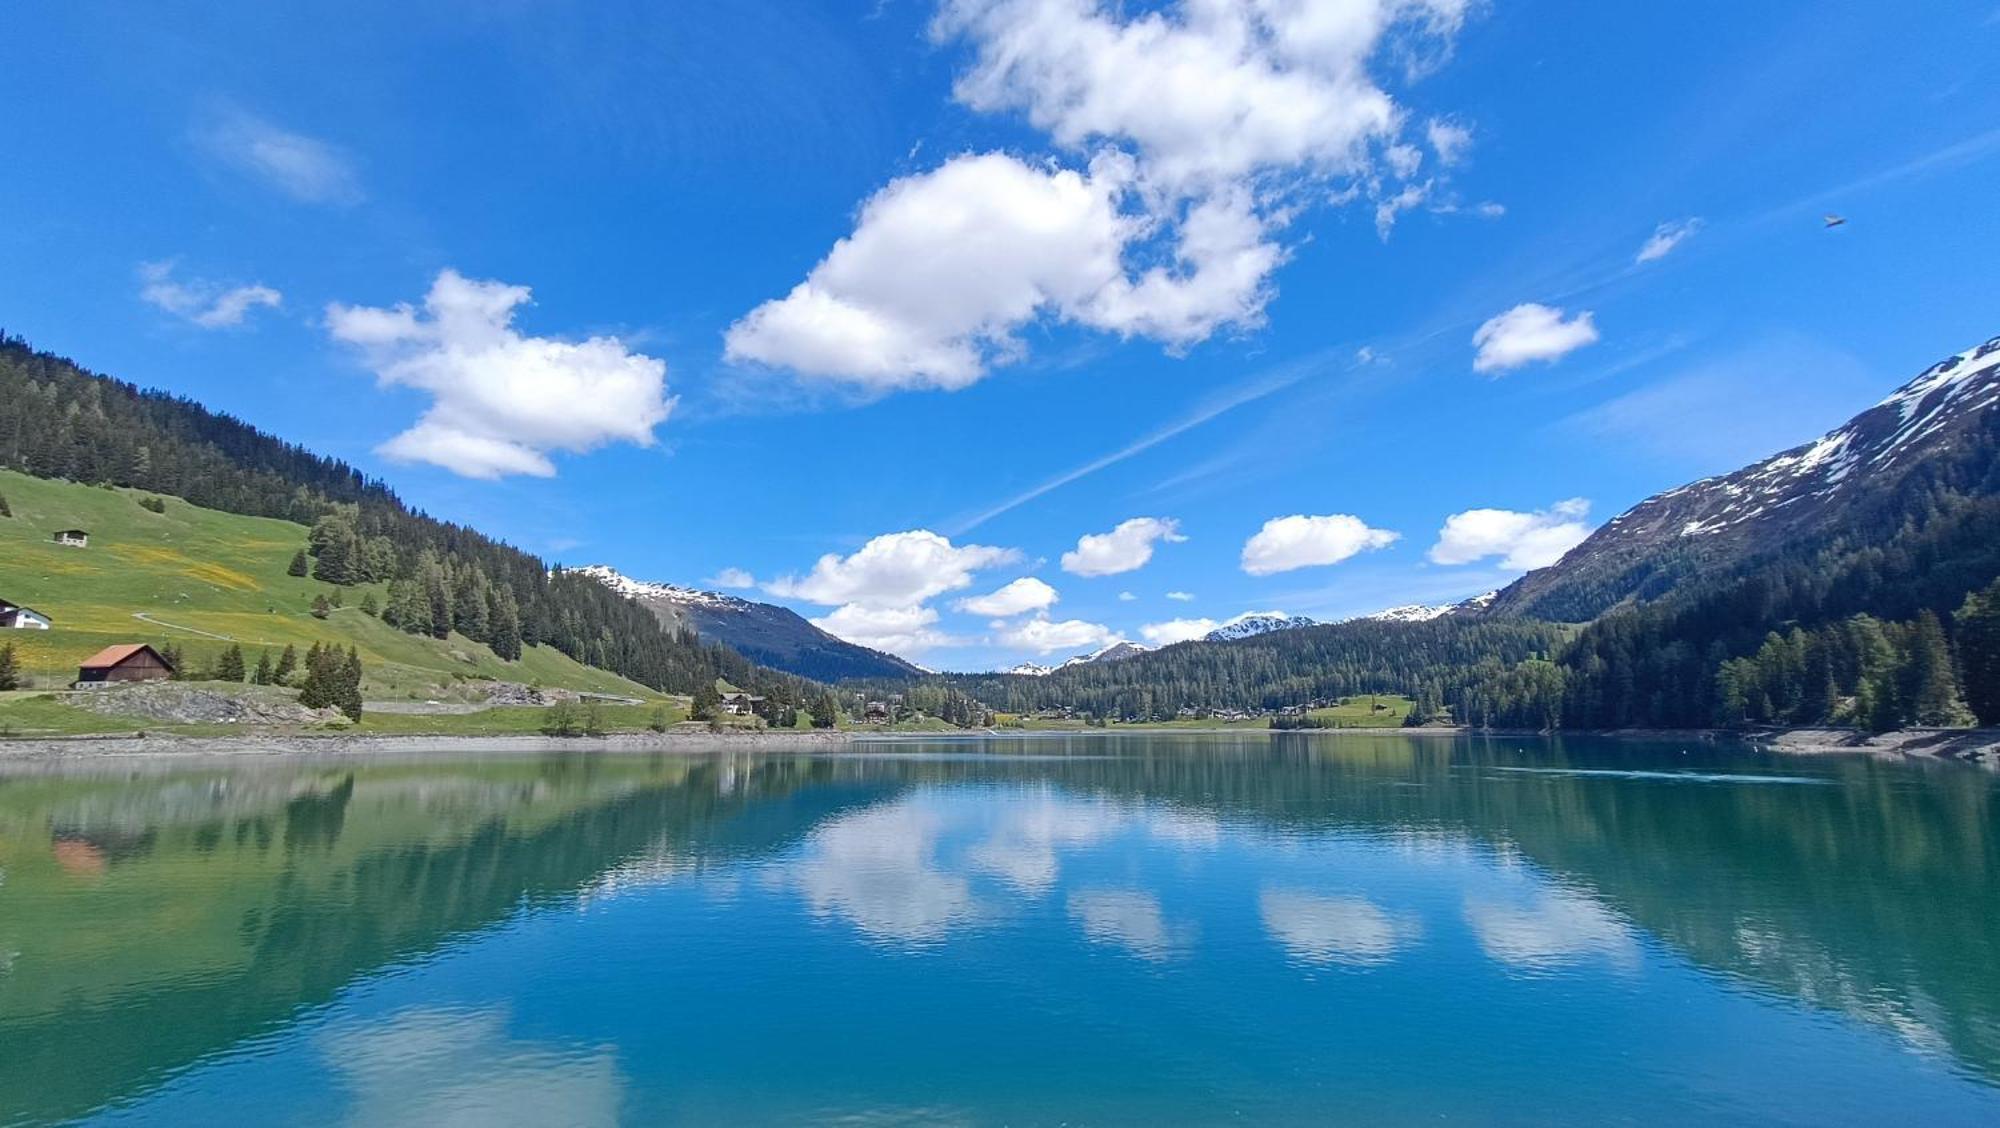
0 733 1994 1121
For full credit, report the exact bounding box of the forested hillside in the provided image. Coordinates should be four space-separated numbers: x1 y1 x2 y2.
932 618 1569 721
917 335 2000 733
0 334 815 705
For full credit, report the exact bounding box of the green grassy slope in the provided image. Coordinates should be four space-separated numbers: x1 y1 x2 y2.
0 469 656 700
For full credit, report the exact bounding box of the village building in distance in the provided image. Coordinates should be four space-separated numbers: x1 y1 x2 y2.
0 598 52 629
52 529 89 548
75 643 175 685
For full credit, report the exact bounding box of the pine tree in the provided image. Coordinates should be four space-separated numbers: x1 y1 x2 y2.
811 692 838 729
274 643 298 683
287 549 309 577
158 642 185 680
298 643 334 709
252 649 274 686
359 592 380 617
0 491 10 518
214 644 246 682
1955 578 2000 726
693 680 721 721
311 593 332 619
0 643 19 691
337 647 364 721
1908 610 1973 727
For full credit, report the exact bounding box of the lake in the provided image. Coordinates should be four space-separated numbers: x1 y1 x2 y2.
1 734 1996 1125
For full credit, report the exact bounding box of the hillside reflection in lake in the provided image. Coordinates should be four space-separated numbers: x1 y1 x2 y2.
0 735 1995 1125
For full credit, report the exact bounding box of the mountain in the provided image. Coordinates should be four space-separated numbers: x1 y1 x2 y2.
1063 640 1151 667
1489 334 2000 622
1204 613 1318 641
1357 592 1498 624
574 565 921 682
0 335 818 702
994 640 1150 677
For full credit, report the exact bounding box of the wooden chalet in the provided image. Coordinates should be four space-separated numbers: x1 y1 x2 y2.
76 644 175 684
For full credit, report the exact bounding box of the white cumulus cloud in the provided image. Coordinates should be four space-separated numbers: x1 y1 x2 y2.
812 603 958 656
1139 617 1219 645
1429 498 1593 570
724 153 1133 390
769 530 1019 608
996 615 1119 655
1635 217 1704 264
1240 514 1399 576
728 0 1476 390
956 576 1060 617
1061 516 1186 577
1471 303 1599 374
767 530 1019 658
327 270 674 479
138 261 282 328
1166 590 1195 602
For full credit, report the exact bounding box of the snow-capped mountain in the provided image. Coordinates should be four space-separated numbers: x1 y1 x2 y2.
1358 592 1498 623
1362 603 1456 623
1488 332 2000 621
1062 640 1151 667
997 640 1151 676
573 564 921 681
1203 612 1318 641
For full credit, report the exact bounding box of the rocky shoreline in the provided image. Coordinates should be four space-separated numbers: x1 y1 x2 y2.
1 724 1992 766
0 728 854 762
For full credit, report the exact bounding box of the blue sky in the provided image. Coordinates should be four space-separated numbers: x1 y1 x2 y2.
4 1 1998 671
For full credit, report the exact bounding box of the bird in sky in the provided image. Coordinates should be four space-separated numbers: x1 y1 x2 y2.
1824 214 1847 228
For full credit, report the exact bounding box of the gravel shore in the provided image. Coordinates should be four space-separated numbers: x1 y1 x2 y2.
0 728 854 762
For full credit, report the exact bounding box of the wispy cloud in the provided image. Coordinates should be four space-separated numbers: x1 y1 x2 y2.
943 351 1330 533
1635 218 1703 264
138 261 282 328
197 109 362 205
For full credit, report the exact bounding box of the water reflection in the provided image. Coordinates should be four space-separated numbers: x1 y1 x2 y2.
1259 889 1420 967
0 735 1994 1124
1067 888 1188 961
1462 886 1639 972
323 1007 622 1128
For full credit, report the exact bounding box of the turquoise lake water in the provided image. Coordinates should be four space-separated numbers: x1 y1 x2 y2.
1 733 1996 1125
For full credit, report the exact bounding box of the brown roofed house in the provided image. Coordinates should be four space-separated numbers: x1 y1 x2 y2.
76 644 175 684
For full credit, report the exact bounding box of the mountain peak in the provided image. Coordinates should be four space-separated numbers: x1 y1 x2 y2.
573 563 921 680
1204 612 1317 641
1488 333 2000 621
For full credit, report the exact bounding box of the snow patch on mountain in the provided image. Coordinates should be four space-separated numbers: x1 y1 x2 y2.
1203 612 1317 641
572 564 749 610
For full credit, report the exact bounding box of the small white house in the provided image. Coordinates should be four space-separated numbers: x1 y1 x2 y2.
53 529 89 548
0 600 51 630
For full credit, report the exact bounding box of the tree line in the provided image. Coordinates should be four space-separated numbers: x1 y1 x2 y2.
0 334 821 705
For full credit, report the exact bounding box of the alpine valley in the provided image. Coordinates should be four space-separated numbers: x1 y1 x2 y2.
2 328 1998 738
924 332 2000 733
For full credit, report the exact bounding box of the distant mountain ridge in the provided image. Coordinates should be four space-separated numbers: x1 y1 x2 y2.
574 564 921 681
1205 613 1317 641
1488 333 2000 622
